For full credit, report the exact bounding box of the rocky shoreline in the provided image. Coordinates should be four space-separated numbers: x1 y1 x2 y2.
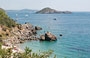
2 22 57 45
1 22 57 53
0 8 57 55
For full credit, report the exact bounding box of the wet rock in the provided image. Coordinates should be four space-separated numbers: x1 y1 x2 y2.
40 32 57 41
35 26 42 30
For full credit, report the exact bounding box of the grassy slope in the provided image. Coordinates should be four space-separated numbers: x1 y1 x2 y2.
0 8 16 28
0 8 18 39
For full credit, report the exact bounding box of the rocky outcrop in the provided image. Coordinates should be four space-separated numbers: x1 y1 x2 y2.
36 7 71 14
2 23 42 44
2 22 57 44
40 32 57 41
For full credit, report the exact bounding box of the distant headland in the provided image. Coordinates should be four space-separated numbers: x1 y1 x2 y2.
36 7 72 14
6 7 72 14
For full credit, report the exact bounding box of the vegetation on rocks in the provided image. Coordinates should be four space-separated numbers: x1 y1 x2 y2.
0 8 18 40
0 8 17 28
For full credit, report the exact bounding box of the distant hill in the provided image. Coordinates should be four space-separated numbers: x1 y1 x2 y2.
6 9 37 13
0 8 17 28
19 9 37 13
36 7 71 14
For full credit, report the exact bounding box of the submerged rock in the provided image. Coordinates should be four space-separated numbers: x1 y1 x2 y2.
40 32 57 41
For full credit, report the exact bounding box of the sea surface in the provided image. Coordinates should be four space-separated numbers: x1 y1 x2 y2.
7 11 90 58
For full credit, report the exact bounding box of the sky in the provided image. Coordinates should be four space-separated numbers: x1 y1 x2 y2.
0 0 90 11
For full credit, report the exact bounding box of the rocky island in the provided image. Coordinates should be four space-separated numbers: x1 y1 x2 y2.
36 7 71 14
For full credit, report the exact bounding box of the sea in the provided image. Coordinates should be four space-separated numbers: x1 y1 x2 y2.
7 11 90 58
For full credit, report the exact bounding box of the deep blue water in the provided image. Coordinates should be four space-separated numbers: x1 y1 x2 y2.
7 11 90 58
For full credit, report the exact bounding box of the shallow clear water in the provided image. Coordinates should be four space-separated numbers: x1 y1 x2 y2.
7 11 90 58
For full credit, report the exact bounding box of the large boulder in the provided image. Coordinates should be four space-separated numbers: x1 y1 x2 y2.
40 32 57 41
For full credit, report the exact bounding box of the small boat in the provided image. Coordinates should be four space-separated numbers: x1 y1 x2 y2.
16 14 18 16
53 18 56 20
15 14 18 21
60 34 62 36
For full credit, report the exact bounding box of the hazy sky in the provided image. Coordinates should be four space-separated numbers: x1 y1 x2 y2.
0 0 90 11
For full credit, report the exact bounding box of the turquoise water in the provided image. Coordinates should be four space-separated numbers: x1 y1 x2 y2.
7 11 90 58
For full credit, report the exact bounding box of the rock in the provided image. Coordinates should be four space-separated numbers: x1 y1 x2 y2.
35 26 42 30
60 34 62 36
25 22 29 24
31 29 37 35
40 32 57 41
40 35 45 41
20 40 24 43
21 23 33 30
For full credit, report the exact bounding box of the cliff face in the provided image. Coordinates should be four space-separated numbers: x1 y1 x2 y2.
36 7 71 14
